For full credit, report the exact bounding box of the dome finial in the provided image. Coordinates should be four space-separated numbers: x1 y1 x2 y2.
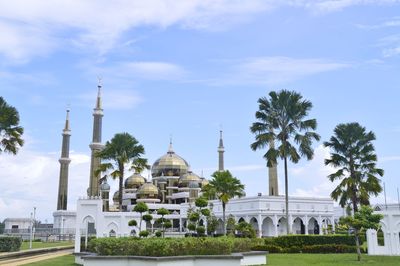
95 76 102 109
168 134 174 153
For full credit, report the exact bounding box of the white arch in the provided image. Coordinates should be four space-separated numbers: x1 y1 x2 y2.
308 217 319 235
107 221 119 233
292 217 305 235
249 217 258 232
82 215 95 225
262 217 274 237
277 217 287 236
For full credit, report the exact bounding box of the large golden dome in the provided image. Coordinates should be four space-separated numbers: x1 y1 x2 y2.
137 182 159 198
151 142 189 177
179 171 200 187
124 173 145 189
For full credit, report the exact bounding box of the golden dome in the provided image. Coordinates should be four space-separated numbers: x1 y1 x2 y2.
179 171 200 187
201 178 209 187
151 142 189 177
137 182 159 198
125 173 145 189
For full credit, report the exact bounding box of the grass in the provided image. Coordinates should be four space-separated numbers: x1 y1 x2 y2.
22 253 400 266
20 241 74 250
267 253 400 266
25 254 76 265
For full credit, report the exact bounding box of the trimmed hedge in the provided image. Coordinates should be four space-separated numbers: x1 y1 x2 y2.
264 235 357 248
252 244 361 254
88 237 259 256
0 236 22 252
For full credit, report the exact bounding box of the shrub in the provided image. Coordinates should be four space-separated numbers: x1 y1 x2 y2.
267 235 356 248
0 236 22 252
89 237 256 256
196 226 206 236
139 230 150 238
301 244 359 253
155 231 162 237
128 220 137 227
252 244 283 253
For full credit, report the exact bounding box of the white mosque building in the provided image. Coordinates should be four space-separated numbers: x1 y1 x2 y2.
48 83 335 253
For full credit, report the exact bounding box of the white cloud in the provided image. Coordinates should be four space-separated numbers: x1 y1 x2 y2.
289 145 338 198
0 0 270 62
211 57 350 85
78 88 143 110
381 156 400 162
356 16 400 30
1 1 397 63
0 148 90 221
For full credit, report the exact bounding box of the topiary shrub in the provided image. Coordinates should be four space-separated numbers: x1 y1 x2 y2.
0 236 22 252
89 236 256 256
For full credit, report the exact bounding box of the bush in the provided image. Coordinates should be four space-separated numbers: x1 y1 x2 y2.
139 230 150 238
301 244 359 253
0 236 22 252
252 244 283 253
267 235 356 248
89 237 257 256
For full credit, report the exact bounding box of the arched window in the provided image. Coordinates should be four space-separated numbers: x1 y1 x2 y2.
109 229 116 238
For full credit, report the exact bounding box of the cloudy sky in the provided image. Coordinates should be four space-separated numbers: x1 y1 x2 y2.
1 0 400 222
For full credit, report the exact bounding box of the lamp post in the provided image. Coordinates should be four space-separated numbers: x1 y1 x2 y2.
33 207 36 241
29 212 33 249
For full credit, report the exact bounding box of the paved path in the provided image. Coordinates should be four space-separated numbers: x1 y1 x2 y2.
0 249 73 266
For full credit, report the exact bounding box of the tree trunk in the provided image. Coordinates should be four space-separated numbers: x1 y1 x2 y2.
119 166 124 211
284 156 290 235
355 229 362 261
222 202 226 236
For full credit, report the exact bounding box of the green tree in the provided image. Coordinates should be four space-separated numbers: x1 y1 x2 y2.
208 170 245 235
235 221 256 238
0 97 24 154
133 202 149 232
342 205 383 261
324 122 383 260
96 132 146 209
250 90 320 234
157 208 170 238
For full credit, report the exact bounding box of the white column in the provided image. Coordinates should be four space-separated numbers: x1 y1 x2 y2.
305 215 309 235
273 215 278 237
331 216 335 233
258 214 262 238
318 215 323 235
289 214 293 234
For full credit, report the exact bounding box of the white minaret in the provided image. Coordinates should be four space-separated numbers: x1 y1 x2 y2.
218 130 224 171
88 80 104 197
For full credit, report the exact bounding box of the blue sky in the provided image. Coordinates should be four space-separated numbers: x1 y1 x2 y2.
1 0 400 222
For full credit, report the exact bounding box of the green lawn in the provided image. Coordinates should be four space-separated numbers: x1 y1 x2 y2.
268 253 400 266
20 241 74 250
24 253 400 266
25 254 76 265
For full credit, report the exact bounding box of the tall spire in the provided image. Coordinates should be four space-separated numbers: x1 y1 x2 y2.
268 139 279 196
88 80 105 197
218 130 225 171
168 135 174 153
57 109 71 210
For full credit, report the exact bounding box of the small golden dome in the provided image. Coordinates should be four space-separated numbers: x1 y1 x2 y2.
137 182 159 199
151 142 189 177
201 178 209 187
125 173 145 189
179 171 200 187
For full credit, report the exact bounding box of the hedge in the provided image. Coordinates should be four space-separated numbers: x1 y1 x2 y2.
264 235 357 248
0 236 22 252
88 237 260 256
252 244 361 254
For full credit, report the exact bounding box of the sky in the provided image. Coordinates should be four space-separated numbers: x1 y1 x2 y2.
1 0 400 222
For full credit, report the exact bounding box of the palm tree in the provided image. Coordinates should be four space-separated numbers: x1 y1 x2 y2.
250 90 320 234
0 97 24 154
324 122 383 261
96 132 147 209
208 170 245 235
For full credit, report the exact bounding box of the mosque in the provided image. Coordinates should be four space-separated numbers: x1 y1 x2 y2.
49 83 335 253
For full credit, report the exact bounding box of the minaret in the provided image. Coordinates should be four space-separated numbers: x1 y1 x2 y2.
56 109 71 210
218 130 224 171
268 139 279 196
88 81 104 197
